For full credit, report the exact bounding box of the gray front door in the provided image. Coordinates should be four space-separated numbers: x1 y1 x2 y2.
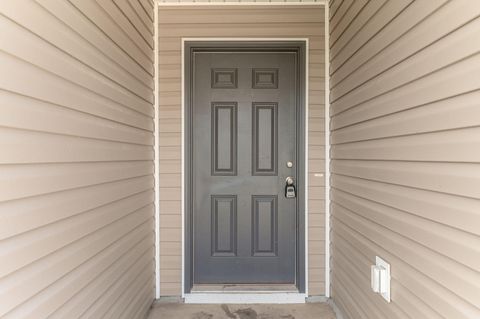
192 49 299 285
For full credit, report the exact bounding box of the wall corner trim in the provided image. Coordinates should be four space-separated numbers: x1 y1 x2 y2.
324 1 331 299
328 299 346 319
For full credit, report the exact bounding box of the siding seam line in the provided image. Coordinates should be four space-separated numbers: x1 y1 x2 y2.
331 13 480 102
0 10 155 105
0 48 154 118
48 235 153 317
113 0 154 48
330 174 479 200
331 50 480 116
67 0 154 76
0 88 154 133
329 0 372 48
329 0 448 87
330 88 480 131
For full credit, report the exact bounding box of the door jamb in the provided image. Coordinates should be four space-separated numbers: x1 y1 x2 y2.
182 39 309 300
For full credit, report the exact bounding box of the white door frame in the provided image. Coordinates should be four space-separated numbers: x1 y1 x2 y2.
181 38 308 303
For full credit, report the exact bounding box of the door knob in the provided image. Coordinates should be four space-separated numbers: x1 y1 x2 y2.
285 177 296 198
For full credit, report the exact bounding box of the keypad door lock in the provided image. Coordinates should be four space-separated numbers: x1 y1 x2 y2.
285 176 296 198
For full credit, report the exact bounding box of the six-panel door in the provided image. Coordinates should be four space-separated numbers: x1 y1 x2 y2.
193 51 298 284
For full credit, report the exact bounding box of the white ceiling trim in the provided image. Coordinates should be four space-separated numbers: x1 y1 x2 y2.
157 1 325 6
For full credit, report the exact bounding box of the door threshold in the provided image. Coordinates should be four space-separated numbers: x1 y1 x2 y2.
184 292 306 304
186 284 304 304
191 284 298 293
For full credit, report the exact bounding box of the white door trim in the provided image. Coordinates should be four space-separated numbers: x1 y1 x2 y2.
181 38 309 303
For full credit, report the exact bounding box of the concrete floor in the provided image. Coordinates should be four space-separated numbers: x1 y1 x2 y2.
147 302 336 319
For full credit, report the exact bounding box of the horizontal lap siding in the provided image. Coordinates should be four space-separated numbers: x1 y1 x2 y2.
158 5 325 296
0 1 154 318
329 0 480 318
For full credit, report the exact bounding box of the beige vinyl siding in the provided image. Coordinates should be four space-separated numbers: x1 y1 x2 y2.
0 1 154 318
329 0 480 318
158 5 325 296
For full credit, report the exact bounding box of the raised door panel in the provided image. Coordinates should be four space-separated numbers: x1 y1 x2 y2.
252 102 278 176
211 102 237 176
252 195 278 257
211 195 237 257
